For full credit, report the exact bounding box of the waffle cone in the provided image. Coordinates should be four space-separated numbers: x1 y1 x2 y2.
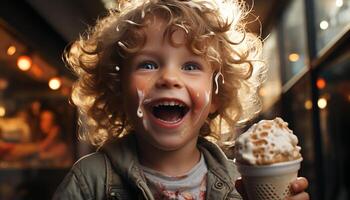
236 158 302 200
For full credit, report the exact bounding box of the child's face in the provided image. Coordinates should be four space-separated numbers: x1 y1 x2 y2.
121 16 217 151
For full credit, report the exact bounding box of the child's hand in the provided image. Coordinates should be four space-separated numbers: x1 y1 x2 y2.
287 177 310 200
235 177 310 200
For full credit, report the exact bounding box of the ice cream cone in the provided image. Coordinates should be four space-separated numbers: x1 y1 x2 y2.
235 158 302 200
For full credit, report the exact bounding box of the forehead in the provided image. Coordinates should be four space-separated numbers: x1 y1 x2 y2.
118 13 218 68
142 15 187 47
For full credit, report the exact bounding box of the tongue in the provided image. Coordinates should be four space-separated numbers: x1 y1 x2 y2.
153 107 182 122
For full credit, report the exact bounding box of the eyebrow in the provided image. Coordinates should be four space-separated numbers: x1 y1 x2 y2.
131 49 208 67
135 49 202 59
134 50 160 57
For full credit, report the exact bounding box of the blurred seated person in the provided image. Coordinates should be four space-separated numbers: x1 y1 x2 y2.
0 109 72 167
0 110 31 143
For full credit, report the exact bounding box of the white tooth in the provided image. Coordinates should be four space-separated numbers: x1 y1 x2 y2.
153 100 187 107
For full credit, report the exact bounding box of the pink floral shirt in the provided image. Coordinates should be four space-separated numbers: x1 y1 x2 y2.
141 154 208 200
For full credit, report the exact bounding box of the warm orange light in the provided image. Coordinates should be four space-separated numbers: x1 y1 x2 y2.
0 106 5 117
304 100 313 110
0 78 8 90
318 98 327 109
17 55 32 71
49 77 61 90
7 46 16 56
316 78 326 89
288 53 300 62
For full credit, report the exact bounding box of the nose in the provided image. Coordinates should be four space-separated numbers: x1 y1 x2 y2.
155 67 183 89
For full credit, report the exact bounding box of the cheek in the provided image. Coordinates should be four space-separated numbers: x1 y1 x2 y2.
124 76 153 116
129 75 155 93
125 76 149 104
130 77 147 91
187 80 213 111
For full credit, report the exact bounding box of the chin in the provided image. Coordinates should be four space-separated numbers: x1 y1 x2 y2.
151 133 198 151
153 141 186 151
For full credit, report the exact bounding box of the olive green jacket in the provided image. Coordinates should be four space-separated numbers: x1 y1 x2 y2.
52 133 242 199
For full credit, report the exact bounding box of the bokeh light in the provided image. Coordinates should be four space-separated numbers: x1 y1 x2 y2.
49 77 61 90
17 55 32 71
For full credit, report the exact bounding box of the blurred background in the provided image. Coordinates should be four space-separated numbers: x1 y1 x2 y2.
0 0 349 199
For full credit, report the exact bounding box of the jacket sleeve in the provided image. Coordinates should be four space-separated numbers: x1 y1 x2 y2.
52 164 93 200
52 152 107 200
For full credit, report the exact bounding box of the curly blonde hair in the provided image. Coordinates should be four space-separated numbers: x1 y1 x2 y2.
65 0 266 147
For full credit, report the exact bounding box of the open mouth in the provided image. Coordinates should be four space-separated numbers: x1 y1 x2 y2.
151 100 190 123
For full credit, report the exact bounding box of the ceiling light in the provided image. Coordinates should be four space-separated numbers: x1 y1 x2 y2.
317 98 327 109
7 46 16 56
320 20 329 30
316 78 326 89
49 77 61 90
304 100 312 110
288 53 300 62
336 0 343 7
0 106 5 117
17 55 32 71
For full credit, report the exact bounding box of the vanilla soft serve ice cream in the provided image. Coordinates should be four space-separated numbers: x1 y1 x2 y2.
234 117 301 165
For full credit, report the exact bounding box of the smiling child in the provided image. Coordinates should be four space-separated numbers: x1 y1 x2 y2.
53 1 309 199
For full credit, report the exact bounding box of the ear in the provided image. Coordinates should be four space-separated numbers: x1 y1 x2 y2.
209 95 219 114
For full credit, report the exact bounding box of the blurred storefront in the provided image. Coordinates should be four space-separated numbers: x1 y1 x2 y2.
0 1 81 199
259 0 350 199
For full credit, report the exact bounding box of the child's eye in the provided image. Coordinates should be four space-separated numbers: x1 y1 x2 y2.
138 61 158 70
182 62 201 71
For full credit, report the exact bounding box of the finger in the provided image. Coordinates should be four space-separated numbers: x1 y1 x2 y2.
291 177 309 194
286 192 310 200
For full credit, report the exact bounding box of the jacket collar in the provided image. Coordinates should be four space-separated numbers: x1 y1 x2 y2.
101 133 240 199
198 137 237 183
101 133 155 199
101 133 140 181
197 137 241 199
